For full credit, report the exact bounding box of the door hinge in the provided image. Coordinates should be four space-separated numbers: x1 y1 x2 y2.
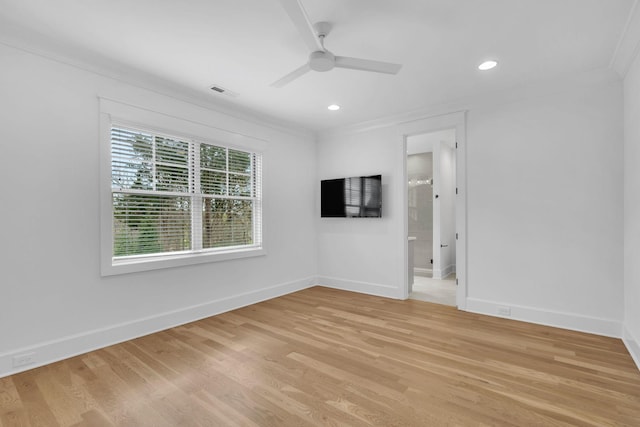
455 141 458 148
456 187 458 194
430 258 433 264
456 278 458 285
456 233 458 240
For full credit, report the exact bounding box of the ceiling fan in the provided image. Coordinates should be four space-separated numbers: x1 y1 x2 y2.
271 0 403 88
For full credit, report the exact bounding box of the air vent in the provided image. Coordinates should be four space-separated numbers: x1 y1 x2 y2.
209 84 238 97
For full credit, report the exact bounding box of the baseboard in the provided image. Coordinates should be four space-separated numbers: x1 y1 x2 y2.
0 276 316 379
623 324 640 372
316 276 400 299
414 267 432 276
432 264 455 280
441 264 455 278
465 298 622 338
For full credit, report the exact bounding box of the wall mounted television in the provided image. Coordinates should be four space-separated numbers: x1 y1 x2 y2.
321 175 382 218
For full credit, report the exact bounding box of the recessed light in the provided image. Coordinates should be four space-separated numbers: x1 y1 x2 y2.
328 104 340 111
478 60 498 71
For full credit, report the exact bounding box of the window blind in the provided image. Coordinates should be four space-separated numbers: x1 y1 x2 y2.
111 126 262 260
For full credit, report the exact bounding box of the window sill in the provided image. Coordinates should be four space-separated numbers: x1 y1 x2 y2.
101 246 266 276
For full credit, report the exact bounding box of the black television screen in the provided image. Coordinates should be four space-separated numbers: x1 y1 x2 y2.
321 175 382 218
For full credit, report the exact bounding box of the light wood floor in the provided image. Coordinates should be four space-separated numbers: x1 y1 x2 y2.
1 287 640 426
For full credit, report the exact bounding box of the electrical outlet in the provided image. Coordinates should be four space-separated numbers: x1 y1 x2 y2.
497 306 511 317
12 352 36 368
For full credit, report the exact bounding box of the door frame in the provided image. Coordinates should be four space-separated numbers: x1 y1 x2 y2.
397 111 467 309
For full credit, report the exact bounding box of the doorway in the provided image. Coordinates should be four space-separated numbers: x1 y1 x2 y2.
407 129 457 306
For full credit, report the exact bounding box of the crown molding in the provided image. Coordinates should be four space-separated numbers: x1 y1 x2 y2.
0 22 315 141
610 0 640 78
2 14 627 143
318 67 621 140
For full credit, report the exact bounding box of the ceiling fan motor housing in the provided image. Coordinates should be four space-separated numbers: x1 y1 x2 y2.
309 50 335 72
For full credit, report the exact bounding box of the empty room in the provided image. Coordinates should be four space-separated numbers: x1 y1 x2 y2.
1 0 640 425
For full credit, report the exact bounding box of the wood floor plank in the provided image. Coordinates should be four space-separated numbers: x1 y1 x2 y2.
12 372 60 427
2 286 640 426
0 376 29 427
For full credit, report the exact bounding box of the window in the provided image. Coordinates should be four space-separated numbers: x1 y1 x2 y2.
111 125 262 258
99 98 267 275
103 120 263 275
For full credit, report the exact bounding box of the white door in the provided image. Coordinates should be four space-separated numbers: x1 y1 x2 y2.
433 142 456 279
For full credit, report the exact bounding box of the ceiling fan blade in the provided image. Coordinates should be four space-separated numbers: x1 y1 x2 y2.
335 56 402 75
278 0 323 52
271 63 312 87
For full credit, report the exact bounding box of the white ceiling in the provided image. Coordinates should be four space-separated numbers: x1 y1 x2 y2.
0 0 634 132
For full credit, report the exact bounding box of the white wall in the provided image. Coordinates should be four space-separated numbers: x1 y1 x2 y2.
317 79 624 337
316 126 404 298
623 49 640 367
466 82 623 335
0 44 318 377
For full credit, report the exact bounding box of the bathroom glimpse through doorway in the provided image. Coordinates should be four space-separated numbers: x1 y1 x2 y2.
407 129 457 306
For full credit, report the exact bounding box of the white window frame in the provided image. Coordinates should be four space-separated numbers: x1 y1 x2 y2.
100 98 267 276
